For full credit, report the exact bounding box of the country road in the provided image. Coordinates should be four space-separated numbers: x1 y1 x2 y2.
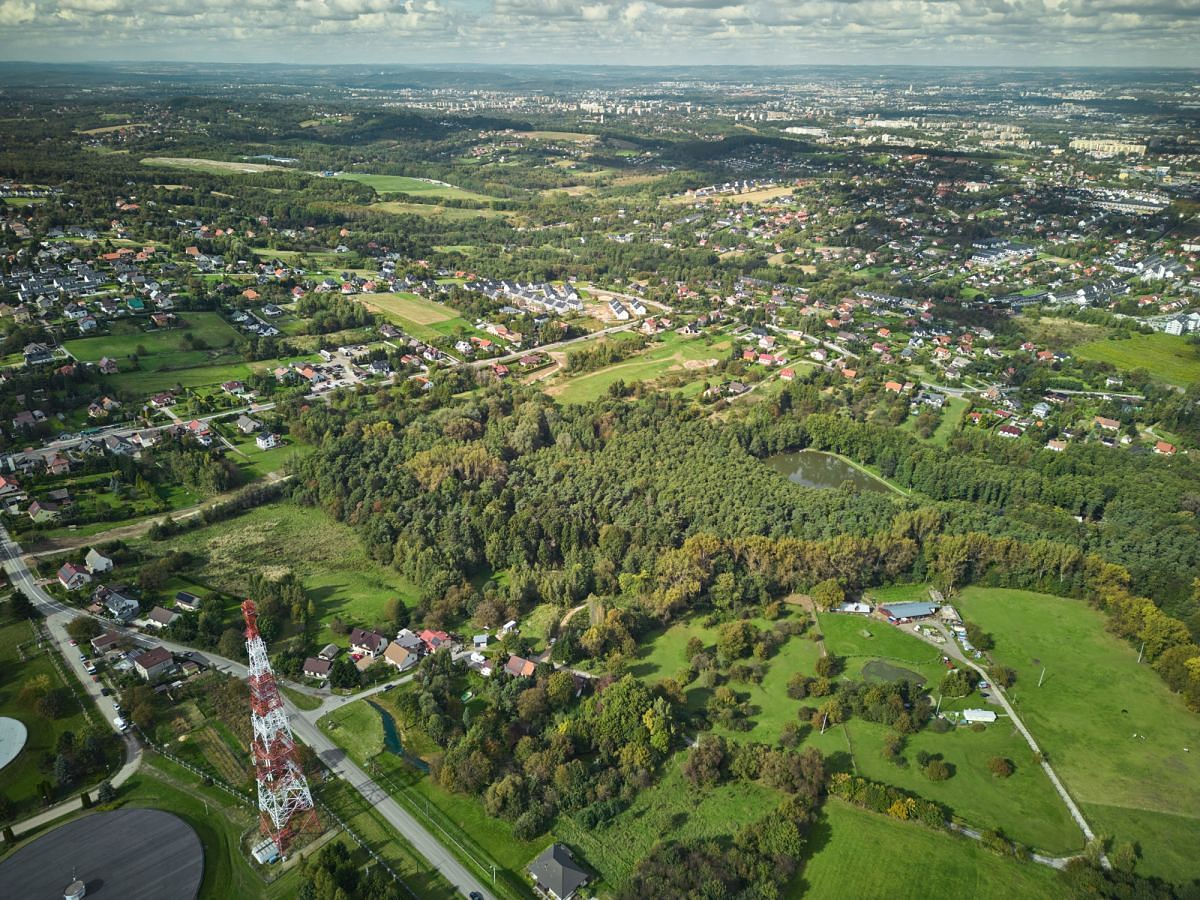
0 522 494 898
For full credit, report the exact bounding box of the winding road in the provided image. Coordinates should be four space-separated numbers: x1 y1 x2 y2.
0 522 494 898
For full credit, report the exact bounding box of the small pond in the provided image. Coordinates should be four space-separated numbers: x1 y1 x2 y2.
764 449 894 494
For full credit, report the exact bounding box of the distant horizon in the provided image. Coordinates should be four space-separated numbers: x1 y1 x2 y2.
1 60 1198 74
0 0 1196 71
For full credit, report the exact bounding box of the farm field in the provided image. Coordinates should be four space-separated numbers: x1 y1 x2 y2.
546 332 732 403
133 501 420 644
1074 332 1200 386
792 800 1060 899
956 586 1200 882
356 292 476 342
333 173 495 202
64 312 241 365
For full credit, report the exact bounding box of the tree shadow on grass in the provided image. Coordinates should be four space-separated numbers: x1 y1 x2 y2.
787 810 834 898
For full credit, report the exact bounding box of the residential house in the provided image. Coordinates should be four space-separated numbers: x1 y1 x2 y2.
1154 440 1177 456
303 657 332 680
349 627 389 659
393 629 424 654
28 500 60 523
1094 416 1120 431
145 606 179 629
90 631 123 655
419 629 451 654
256 432 281 450
57 563 92 591
504 655 537 679
383 643 417 672
236 415 262 435
85 548 114 574
319 643 340 661
133 646 174 681
174 591 201 611
528 844 590 900
95 584 140 622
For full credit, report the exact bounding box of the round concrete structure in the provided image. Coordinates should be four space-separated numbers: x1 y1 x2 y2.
0 808 204 900
0 716 28 771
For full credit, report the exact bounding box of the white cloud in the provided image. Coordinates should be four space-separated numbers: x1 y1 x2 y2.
0 0 1196 62
0 0 37 24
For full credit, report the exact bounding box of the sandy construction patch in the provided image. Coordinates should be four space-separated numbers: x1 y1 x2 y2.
683 358 719 370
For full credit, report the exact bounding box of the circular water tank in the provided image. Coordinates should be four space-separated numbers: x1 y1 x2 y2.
64 880 86 900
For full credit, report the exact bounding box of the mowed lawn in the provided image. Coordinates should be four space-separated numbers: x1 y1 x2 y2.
333 173 494 202
65 312 241 366
1075 332 1200 386
547 333 732 404
817 610 1081 853
957 587 1200 882
135 501 420 643
356 292 475 342
792 800 1060 899
104 353 319 394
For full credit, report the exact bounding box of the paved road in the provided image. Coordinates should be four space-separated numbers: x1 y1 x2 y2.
0 523 493 897
898 617 1105 864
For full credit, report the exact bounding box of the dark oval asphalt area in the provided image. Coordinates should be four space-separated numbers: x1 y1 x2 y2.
0 807 204 900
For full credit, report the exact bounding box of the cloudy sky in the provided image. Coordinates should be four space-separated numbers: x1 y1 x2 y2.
0 0 1197 66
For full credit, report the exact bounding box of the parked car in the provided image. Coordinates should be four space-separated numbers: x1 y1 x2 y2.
113 716 129 733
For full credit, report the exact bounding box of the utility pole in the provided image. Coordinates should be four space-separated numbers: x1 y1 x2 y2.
1038 667 1046 687
1137 642 1144 664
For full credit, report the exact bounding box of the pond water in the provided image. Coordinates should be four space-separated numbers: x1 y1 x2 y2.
764 450 894 494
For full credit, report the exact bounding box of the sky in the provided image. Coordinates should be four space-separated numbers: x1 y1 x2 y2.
0 0 1198 67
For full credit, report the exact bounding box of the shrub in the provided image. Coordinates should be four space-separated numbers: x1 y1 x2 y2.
988 756 1014 778
924 759 952 781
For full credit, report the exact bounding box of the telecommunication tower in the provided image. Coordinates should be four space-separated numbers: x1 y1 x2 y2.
243 599 318 856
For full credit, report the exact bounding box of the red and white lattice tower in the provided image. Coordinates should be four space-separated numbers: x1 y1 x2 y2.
243 599 318 856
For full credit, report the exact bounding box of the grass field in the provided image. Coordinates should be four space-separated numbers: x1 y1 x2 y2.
547 332 732 403
317 779 458 898
792 799 1061 899
516 131 598 143
333 173 494 202
104 353 318 394
956 587 1200 882
356 292 479 343
557 750 782 892
0 620 99 822
1075 332 1200 386
65 312 241 365
138 501 420 644
367 201 510 220
140 156 293 175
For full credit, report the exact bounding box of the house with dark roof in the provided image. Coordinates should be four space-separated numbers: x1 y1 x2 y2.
145 606 179 629
349 627 389 658
303 657 332 680
133 646 174 681
528 843 589 900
